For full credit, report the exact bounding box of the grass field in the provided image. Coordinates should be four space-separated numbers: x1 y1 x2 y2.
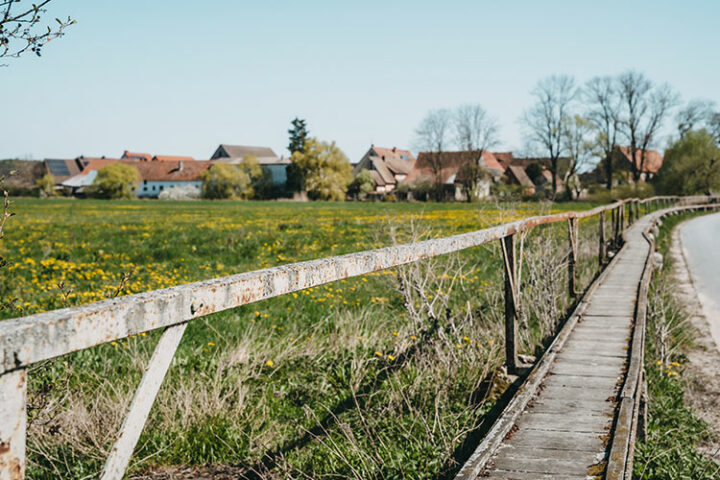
1 198 605 479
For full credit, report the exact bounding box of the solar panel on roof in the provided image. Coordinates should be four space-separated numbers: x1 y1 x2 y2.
47 160 70 176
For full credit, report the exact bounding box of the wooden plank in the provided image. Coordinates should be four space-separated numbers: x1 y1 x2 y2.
503 429 607 453
100 323 187 480
529 398 615 415
538 385 618 402
553 353 626 368
516 411 612 434
483 470 591 480
550 362 623 378
0 369 26 480
490 456 594 476
543 373 621 389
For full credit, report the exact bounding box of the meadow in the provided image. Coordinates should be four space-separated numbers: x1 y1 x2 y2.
0 198 605 479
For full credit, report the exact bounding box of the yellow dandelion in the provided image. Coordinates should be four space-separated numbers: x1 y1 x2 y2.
208 342 215 347
392 331 398 337
387 354 395 361
265 360 274 367
111 341 118 347
375 351 383 357
410 335 418 341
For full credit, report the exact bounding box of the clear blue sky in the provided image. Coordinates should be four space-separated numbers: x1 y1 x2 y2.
1 0 718 161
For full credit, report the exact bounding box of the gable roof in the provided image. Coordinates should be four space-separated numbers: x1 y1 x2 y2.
213 144 277 159
134 161 210 181
78 159 210 182
406 150 503 184
212 156 290 165
122 151 152 162
369 146 416 162
44 158 83 183
615 147 664 174
153 155 195 162
506 165 535 188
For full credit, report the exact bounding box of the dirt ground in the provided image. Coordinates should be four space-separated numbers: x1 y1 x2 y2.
670 226 720 461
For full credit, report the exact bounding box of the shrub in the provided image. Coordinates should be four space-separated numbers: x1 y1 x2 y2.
36 174 57 197
289 138 353 201
86 163 140 199
347 169 375 200
200 158 262 200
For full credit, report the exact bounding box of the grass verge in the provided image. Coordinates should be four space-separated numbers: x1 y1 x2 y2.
632 212 720 479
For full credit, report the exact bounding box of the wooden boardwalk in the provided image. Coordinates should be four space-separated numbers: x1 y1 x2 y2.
460 214 658 480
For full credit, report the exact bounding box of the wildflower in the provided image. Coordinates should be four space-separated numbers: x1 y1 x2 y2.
208 342 215 347
392 331 398 337
457 344 462 349
488 339 494 345
265 360 274 367
463 336 471 343
410 335 417 341
387 354 395 361
111 341 118 347
375 351 383 357
361 277 368 282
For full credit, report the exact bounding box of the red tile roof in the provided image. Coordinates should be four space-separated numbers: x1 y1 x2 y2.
406 150 503 184
370 146 416 162
80 158 210 181
122 151 152 162
616 147 664 174
134 161 209 181
153 155 195 162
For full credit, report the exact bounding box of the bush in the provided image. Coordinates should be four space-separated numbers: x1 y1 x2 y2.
86 163 140 199
35 174 57 197
347 169 375 200
200 159 262 200
655 130 720 195
289 138 353 201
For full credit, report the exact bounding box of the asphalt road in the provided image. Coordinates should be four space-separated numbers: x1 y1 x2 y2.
680 212 720 347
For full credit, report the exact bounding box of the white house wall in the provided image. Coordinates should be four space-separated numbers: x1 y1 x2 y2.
138 180 203 197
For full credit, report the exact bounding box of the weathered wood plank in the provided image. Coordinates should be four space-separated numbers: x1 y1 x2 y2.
516 411 612 434
100 323 187 480
0 369 26 480
503 430 607 453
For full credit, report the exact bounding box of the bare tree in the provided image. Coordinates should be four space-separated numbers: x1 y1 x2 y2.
0 0 74 60
562 115 595 199
676 99 717 137
522 74 576 196
617 71 679 182
414 108 452 200
583 76 621 189
453 104 500 151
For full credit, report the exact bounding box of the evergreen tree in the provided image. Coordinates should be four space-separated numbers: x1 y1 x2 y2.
288 117 309 154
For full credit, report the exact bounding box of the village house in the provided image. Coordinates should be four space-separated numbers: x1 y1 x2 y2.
134 161 209 197
210 144 290 187
612 146 664 182
405 150 504 200
54 155 210 197
352 145 416 194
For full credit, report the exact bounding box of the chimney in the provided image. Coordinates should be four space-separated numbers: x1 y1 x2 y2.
392 147 397 153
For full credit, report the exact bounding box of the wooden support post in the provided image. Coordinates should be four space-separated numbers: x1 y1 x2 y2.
0 369 27 480
599 211 606 266
638 370 648 442
568 218 578 297
100 323 188 480
501 235 518 374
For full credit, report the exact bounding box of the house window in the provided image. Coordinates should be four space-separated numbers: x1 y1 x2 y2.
159 185 164 191
152 185 156 191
